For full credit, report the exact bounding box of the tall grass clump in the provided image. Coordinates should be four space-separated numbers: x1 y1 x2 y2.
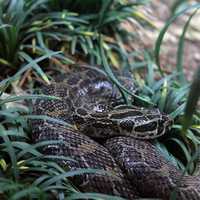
0 0 149 77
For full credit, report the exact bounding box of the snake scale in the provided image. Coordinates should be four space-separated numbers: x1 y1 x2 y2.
31 64 200 199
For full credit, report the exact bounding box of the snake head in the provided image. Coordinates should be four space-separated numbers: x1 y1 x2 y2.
73 105 173 140
109 106 173 139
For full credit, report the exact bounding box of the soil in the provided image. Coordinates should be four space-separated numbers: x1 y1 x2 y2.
125 0 200 80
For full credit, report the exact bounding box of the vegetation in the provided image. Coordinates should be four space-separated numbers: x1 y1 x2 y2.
0 0 200 199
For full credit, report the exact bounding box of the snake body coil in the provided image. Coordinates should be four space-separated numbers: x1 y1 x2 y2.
32 65 200 199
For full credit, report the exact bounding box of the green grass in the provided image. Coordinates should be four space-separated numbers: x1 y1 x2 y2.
0 0 200 199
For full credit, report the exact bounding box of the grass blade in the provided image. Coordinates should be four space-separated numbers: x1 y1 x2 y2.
176 9 198 84
155 3 200 76
182 67 200 132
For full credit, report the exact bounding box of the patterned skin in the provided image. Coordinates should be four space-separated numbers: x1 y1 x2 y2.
32 64 200 200
106 137 200 199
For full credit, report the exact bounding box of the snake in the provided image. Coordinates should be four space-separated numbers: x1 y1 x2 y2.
31 64 200 199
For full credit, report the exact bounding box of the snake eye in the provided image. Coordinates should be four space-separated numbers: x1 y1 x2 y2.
119 120 135 132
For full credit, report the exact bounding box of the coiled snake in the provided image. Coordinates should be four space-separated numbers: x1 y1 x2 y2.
31 65 200 199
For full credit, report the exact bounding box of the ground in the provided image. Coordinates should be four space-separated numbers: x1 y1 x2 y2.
125 0 200 80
